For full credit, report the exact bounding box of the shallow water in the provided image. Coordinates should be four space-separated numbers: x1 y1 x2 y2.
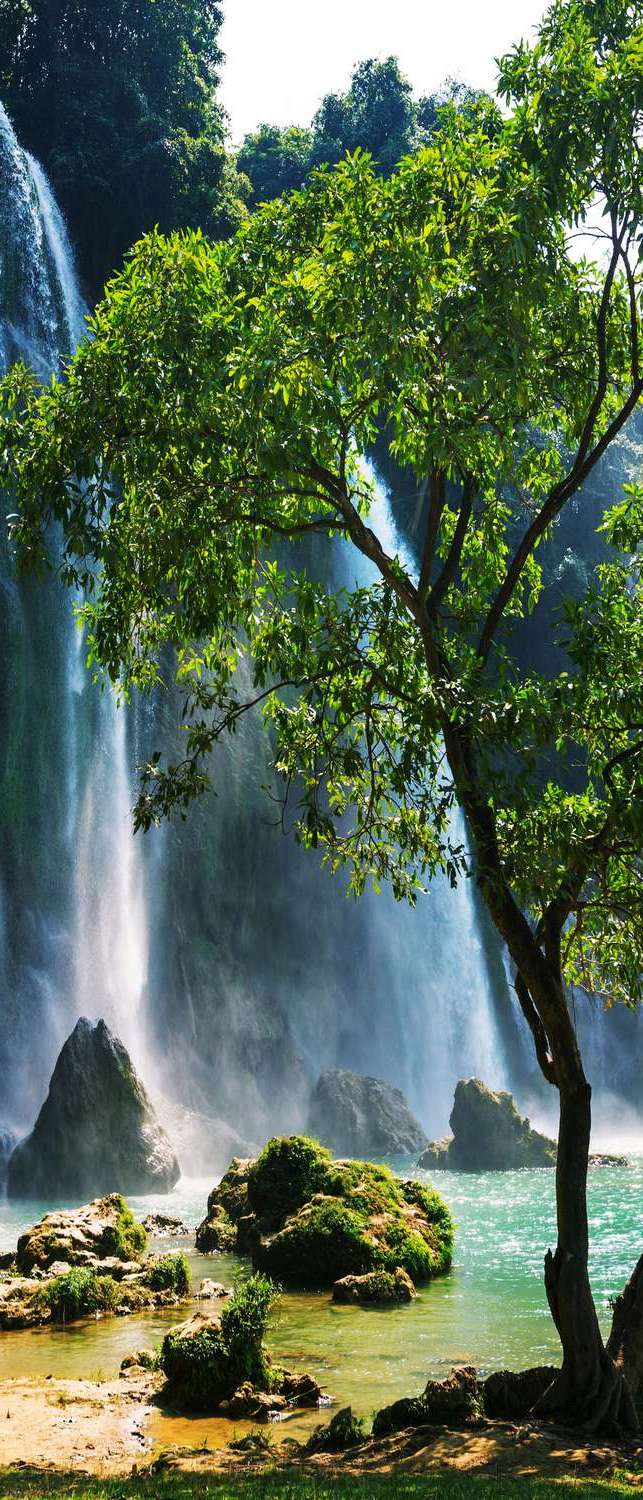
0 1160 640 1444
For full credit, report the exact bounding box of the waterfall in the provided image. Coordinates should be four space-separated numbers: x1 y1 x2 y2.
0 102 639 1152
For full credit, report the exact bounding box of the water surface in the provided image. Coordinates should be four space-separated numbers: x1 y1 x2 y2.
0 1160 639 1442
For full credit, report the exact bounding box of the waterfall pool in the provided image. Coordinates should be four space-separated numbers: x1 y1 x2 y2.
0 1158 639 1446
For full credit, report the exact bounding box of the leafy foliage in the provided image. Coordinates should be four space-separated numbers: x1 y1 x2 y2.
0 0 249 291
237 58 480 204
100 1198 147 1261
145 1252 191 1296
1 0 641 1053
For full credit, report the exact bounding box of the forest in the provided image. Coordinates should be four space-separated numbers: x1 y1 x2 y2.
0 0 641 1495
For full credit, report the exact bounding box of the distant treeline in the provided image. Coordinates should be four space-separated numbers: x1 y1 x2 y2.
0 0 476 294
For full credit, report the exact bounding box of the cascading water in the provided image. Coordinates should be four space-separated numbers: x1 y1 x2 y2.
0 101 640 1154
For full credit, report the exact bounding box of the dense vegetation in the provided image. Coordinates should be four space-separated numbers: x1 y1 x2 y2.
0 0 249 291
237 59 477 205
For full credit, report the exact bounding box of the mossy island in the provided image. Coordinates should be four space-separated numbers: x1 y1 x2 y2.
196 1135 454 1291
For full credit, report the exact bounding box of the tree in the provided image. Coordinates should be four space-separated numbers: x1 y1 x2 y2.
237 124 314 207
0 0 249 292
236 58 472 206
2 0 642 1430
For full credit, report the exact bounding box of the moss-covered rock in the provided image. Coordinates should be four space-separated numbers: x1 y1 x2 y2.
201 1136 453 1290
332 1266 415 1304
195 1157 253 1252
160 1274 276 1409
16 1194 147 1274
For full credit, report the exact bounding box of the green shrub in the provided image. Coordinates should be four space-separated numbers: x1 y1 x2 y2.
146 1252 190 1296
161 1273 277 1409
247 1136 333 1222
100 1197 147 1261
40 1268 119 1323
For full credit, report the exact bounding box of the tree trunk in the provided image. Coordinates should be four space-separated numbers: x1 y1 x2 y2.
438 724 639 1431
608 1254 643 1410
533 1075 637 1431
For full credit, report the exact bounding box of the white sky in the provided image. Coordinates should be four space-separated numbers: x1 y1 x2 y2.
220 1 549 145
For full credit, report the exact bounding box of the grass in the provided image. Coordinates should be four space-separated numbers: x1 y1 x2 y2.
0 1471 638 1498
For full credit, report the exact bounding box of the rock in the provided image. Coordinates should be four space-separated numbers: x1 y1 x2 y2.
15 1193 147 1273
198 1279 229 1300
418 1079 556 1172
589 1152 630 1167
373 1365 481 1437
142 1214 191 1238
228 1383 287 1420
150 1092 255 1177
308 1070 428 1158
307 1407 366 1452
7 1018 180 1198
332 1266 415 1305
200 1137 453 1289
120 1348 158 1374
483 1365 558 1419
195 1157 254 1253
280 1371 323 1407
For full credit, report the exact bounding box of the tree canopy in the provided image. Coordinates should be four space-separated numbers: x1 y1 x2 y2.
237 57 479 206
1 0 643 1424
0 0 250 291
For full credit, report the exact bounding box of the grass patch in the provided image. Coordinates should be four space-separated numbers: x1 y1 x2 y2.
145 1253 191 1296
37 1268 119 1323
0 1469 637 1497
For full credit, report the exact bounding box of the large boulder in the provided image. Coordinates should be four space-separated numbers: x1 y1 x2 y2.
198 1136 454 1289
418 1079 556 1172
15 1193 147 1273
307 1069 428 1158
7 1018 180 1198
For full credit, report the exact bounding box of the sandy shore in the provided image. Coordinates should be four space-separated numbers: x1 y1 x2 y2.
0 1374 641 1484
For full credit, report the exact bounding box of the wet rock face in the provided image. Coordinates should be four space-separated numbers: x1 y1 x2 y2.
7 1018 180 1199
418 1078 557 1172
0 1126 17 1186
307 1070 428 1159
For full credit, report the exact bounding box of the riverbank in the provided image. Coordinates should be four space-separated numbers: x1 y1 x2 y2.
0 1374 642 1491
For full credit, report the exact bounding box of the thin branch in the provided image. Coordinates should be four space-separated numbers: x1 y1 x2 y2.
428 475 476 618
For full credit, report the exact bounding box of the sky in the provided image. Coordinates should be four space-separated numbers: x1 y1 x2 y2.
219 0 549 145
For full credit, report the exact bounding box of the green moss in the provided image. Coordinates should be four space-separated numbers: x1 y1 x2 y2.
247 1136 334 1222
244 1137 454 1289
161 1273 276 1409
38 1269 119 1323
100 1198 147 1262
145 1252 190 1296
256 1199 377 1285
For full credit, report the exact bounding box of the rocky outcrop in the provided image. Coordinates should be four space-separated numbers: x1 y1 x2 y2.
332 1267 415 1304
7 1018 180 1198
307 1070 428 1158
15 1194 147 1274
142 1214 191 1238
373 1365 481 1437
418 1079 556 1172
198 1136 454 1289
0 1196 191 1330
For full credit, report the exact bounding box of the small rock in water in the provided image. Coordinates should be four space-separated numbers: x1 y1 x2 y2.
198 1279 229 1300
142 1214 191 1237
332 1267 415 1305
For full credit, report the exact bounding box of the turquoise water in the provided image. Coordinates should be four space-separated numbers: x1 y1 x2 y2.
0 1160 639 1436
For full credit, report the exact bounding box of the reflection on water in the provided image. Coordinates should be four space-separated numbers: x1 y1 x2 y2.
0 1159 640 1441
